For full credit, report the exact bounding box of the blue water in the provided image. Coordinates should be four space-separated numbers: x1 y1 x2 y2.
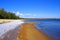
25 19 60 40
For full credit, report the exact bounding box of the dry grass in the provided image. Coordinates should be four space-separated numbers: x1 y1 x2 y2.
0 19 11 24
0 19 24 24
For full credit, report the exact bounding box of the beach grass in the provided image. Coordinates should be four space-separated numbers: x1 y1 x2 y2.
0 19 24 24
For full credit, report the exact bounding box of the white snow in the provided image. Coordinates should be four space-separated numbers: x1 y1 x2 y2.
0 20 24 37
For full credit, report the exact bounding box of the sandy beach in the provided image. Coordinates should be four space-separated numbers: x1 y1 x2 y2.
0 20 24 40
18 22 52 40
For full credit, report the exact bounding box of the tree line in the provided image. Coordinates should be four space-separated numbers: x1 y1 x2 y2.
0 8 20 19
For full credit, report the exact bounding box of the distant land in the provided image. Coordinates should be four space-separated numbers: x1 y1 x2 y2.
22 18 60 20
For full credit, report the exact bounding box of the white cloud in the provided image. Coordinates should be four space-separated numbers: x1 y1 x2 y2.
20 14 23 16
16 12 20 16
25 14 32 16
33 14 37 16
15 11 24 16
13 11 38 18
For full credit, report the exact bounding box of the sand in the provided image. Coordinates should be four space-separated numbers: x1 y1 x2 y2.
18 22 52 40
0 19 24 24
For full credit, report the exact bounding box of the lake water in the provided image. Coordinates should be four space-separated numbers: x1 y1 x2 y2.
25 19 60 40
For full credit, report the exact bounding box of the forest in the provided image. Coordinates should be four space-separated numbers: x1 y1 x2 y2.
0 8 20 19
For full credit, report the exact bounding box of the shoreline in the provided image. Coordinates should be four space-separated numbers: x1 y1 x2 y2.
0 20 24 37
18 22 52 40
0 20 24 40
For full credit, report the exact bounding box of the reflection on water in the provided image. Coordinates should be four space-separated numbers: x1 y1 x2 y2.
25 19 60 40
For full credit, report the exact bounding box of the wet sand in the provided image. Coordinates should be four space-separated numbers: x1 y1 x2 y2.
18 22 52 40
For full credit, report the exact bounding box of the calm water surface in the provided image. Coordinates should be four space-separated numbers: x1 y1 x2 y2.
25 19 60 40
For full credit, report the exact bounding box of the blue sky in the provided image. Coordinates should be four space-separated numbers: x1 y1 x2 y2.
0 0 60 18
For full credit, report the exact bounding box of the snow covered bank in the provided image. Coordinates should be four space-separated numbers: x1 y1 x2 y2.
0 20 24 37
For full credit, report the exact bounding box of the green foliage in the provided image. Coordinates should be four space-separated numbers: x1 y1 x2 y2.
0 8 20 19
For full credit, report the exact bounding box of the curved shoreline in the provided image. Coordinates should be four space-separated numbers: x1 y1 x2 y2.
18 22 52 40
0 20 24 40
